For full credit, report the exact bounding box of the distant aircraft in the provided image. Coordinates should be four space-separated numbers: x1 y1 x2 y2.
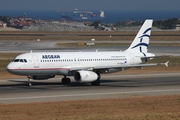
7 20 168 86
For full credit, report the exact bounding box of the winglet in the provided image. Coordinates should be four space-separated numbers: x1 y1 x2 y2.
158 61 169 67
164 61 169 67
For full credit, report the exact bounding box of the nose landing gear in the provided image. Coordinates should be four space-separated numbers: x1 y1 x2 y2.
26 77 32 86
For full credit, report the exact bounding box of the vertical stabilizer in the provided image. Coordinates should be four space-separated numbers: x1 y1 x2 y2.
126 20 153 53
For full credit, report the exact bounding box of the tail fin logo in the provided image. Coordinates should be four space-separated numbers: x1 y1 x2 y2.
126 20 153 53
131 27 151 51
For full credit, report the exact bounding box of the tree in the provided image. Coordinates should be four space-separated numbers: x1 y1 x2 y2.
90 20 102 29
0 16 3 21
153 18 179 29
0 16 11 23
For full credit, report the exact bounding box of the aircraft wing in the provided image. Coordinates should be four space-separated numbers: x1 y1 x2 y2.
69 61 169 71
93 62 168 70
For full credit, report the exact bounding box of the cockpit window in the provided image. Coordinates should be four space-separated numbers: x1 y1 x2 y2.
20 59 24 62
24 59 27 63
13 59 27 63
14 59 20 62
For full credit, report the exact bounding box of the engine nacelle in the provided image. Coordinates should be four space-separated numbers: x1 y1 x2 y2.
74 71 98 82
31 75 55 80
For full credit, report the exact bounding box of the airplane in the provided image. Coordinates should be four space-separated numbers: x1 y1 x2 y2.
6 19 168 86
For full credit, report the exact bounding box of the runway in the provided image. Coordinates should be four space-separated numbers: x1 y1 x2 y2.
0 73 180 104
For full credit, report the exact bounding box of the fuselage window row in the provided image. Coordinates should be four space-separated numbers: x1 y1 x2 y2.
40 58 127 63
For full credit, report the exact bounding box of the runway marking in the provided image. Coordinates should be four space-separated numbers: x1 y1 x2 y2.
0 89 180 101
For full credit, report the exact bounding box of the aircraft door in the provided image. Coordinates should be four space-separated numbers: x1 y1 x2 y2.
74 58 80 64
32 55 39 68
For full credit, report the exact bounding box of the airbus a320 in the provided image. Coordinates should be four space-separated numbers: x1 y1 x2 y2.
6 20 168 86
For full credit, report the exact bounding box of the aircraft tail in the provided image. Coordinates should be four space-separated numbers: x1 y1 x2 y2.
126 20 153 53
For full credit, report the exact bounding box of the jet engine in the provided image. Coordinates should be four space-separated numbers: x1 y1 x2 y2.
74 71 98 82
31 75 55 80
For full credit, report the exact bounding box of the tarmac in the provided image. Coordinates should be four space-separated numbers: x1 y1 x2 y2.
0 73 180 104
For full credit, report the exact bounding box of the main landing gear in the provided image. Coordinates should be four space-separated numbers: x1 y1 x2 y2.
61 76 71 84
61 75 100 86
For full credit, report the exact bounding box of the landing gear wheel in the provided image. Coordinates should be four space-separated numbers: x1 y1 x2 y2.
26 82 32 86
62 78 66 84
66 78 71 84
61 77 71 84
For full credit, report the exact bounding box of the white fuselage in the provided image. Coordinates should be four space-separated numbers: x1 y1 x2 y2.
7 51 147 76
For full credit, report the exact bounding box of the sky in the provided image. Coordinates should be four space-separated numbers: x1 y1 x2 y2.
0 0 180 11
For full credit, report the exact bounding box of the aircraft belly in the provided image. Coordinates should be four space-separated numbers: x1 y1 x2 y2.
8 69 26 76
58 69 70 75
23 69 59 76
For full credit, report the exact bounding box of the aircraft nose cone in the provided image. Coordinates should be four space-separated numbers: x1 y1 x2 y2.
7 63 23 75
6 63 15 74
